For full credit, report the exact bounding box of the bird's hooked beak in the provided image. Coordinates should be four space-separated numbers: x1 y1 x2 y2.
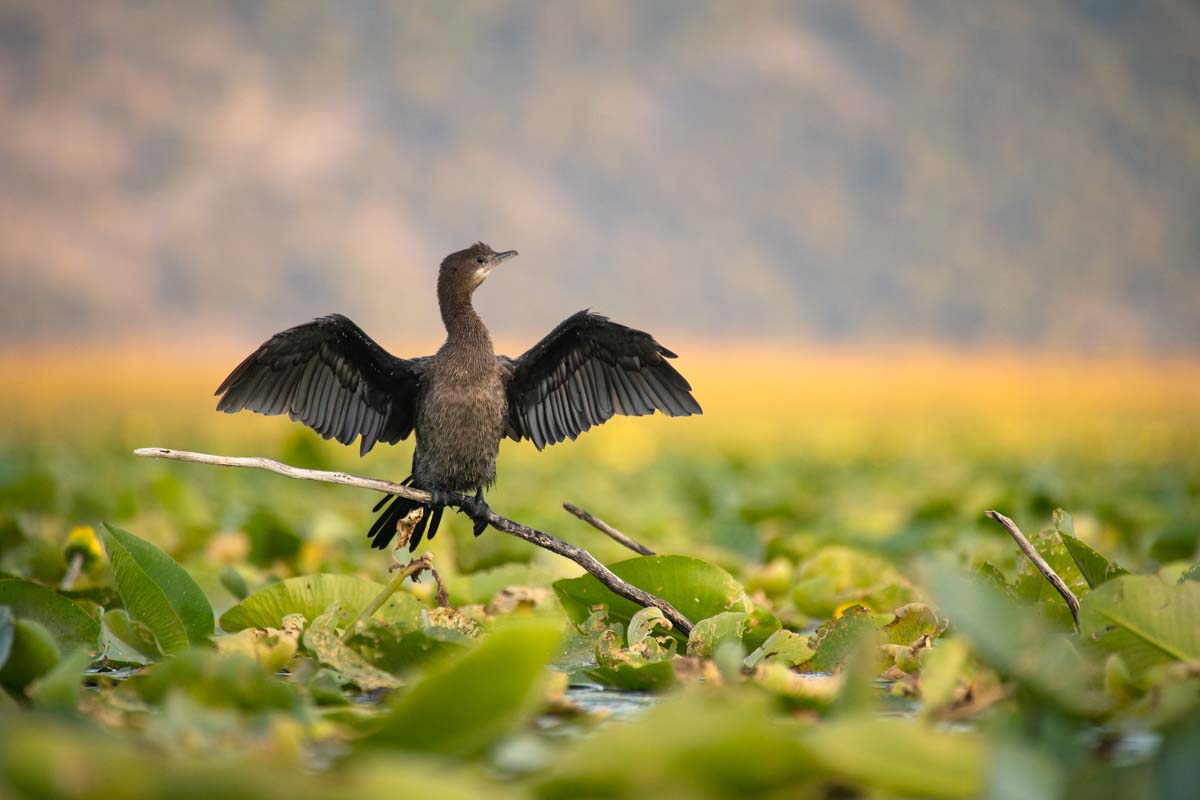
491 249 518 267
477 249 518 282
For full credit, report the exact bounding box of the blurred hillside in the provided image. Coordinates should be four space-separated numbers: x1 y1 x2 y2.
1 0 1197 352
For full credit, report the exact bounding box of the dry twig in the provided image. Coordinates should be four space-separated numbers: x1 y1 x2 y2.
563 502 655 555
134 447 694 634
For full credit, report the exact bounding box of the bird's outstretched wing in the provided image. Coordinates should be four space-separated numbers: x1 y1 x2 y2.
499 310 701 449
215 314 426 455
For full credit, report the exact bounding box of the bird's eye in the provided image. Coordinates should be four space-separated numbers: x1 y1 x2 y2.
475 256 486 264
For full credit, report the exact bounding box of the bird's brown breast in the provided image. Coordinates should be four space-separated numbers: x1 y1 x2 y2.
413 356 507 491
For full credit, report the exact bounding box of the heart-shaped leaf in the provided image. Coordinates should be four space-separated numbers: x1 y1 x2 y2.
553 555 748 636
219 574 422 632
99 525 213 652
0 579 100 652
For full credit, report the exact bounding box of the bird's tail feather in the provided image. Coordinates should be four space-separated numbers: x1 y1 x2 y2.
367 478 445 552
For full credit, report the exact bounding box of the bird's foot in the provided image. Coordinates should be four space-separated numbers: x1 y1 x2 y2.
461 490 492 537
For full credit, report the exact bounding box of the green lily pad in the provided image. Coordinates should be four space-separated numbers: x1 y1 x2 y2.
1079 575 1200 680
365 617 562 756
798 606 877 674
99 525 213 653
687 611 748 658
0 579 100 652
745 629 814 669
301 603 402 692
553 555 748 637
219 574 422 632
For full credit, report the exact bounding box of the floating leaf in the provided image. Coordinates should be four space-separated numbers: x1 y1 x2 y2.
687 611 747 658
1079 575 1200 680
792 546 914 617
99 525 213 652
301 603 402 692
626 606 672 647
880 603 943 647
552 556 747 637
0 579 99 652
798 606 877 674
801 715 984 799
1179 564 1200 584
745 629 814 669
365 617 563 756
219 574 422 632
99 608 163 664
216 614 302 673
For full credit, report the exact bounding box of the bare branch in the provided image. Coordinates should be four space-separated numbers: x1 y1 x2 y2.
985 510 1080 630
563 502 655 556
134 447 694 634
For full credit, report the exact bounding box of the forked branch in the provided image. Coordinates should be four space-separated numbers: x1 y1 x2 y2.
134 447 694 634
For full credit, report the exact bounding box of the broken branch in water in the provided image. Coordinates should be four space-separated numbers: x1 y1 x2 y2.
985 509 1080 630
133 447 694 635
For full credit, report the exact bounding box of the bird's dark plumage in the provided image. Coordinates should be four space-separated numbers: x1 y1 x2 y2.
215 242 701 552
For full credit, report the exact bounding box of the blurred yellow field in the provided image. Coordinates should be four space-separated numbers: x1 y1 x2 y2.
5 343 1199 454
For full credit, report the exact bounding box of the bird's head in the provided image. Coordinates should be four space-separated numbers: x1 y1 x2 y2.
439 242 519 297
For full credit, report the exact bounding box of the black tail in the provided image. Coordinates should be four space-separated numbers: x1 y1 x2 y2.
367 479 445 552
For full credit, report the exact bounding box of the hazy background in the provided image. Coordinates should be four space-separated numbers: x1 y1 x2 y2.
1 0 1198 353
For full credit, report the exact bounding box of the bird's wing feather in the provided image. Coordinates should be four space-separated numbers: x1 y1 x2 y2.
215 314 427 455
500 310 701 449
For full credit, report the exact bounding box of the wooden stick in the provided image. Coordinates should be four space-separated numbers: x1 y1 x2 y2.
985 510 1080 630
134 448 694 634
562 502 655 556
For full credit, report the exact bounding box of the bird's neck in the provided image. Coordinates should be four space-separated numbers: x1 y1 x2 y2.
438 283 493 353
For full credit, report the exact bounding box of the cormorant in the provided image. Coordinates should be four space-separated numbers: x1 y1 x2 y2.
215 242 702 551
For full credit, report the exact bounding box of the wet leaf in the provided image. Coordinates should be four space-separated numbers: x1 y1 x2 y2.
99 524 213 651
365 617 563 756
219 573 422 631
0 579 99 652
552 555 747 637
